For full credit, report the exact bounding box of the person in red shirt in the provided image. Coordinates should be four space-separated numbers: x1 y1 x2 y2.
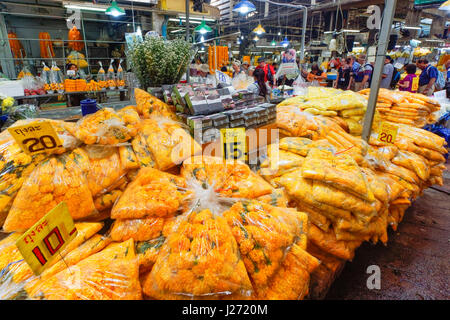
255 57 275 86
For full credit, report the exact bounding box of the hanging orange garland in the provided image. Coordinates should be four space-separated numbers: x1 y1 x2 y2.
68 26 84 51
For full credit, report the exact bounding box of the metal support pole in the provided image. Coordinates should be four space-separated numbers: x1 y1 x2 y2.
361 0 397 142
300 7 307 64
185 0 190 83
80 12 91 76
0 13 16 79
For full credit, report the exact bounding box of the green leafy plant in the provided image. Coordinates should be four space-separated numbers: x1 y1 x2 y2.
127 37 195 89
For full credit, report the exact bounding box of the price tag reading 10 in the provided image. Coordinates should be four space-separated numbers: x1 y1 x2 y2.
8 121 63 155
16 202 77 276
220 128 246 162
377 122 399 145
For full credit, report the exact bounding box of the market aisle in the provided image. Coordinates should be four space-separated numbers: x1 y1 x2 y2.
326 163 450 300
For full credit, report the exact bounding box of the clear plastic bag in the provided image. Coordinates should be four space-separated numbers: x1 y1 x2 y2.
181 156 273 199
3 153 97 232
75 107 140 145
25 239 142 300
50 62 65 94
111 167 188 220
391 150 430 181
301 148 375 202
116 59 125 89
97 61 107 91
143 208 253 300
81 146 128 197
41 63 52 93
0 222 104 299
134 88 177 120
106 59 116 90
131 117 202 172
118 145 140 170
222 200 317 299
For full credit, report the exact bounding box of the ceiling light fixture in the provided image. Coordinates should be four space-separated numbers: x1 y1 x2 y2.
106 1 125 17
232 1 257 15
64 1 107 12
280 36 290 48
194 19 213 34
253 23 266 35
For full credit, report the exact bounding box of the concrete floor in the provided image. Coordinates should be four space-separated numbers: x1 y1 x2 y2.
326 163 450 300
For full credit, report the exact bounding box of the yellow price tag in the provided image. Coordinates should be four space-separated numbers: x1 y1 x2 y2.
8 121 62 155
411 76 419 92
377 122 399 145
220 128 246 162
16 202 77 276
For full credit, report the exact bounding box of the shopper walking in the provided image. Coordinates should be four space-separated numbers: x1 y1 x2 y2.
354 54 373 91
380 55 395 89
398 64 419 93
417 58 438 96
247 68 271 102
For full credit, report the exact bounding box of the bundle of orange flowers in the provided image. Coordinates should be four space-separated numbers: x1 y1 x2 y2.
143 208 254 300
359 88 441 127
134 88 177 120
222 201 319 299
0 222 105 299
74 107 140 145
111 167 188 220
3 152 97 232
26 239 142 300
181 156 273 199
131 117 202 171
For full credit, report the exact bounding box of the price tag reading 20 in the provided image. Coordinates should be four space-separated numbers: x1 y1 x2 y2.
377 122 399 145
8 121 62 155
220 128 246 162
16 202 77 276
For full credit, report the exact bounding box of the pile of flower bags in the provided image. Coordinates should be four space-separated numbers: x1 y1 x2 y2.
274 106 447 295
359 88 441 128
278 87 442 136
0 89 321 300
0 86 446 300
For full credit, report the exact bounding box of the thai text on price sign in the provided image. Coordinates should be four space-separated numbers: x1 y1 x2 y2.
377 122 399 145
220 128 246 162
8 121 62 155
16 202 77 276
215 70 232 85
412 76 419 92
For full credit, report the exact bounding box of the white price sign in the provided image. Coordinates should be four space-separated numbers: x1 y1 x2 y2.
215 71 232 85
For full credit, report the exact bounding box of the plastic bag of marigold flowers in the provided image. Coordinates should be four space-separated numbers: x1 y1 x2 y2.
131 117 202 172
0 222 106 300
25 239 142 300
143 156 319 300
110 167 191 273
73 107 140 145
2 151 97 232
221 200 320 300
141 171 254 300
